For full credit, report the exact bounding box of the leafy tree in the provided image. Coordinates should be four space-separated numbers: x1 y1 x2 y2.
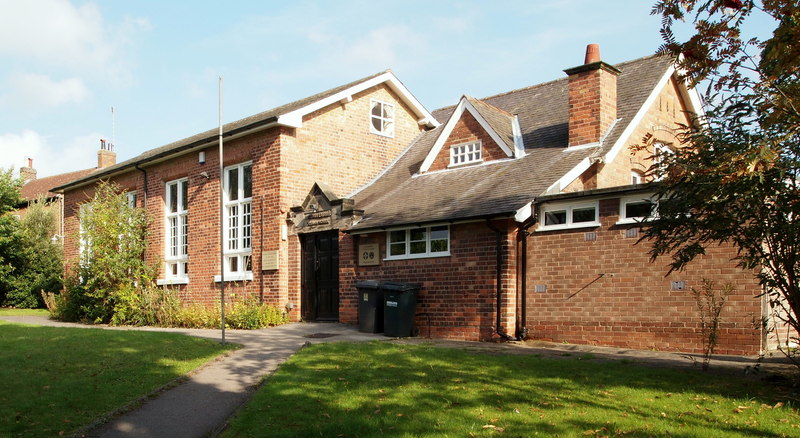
0 168 24 305
645 1 800 356
4 199 64 308
61 181 154 323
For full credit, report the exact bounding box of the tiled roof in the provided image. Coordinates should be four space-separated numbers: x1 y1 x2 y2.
465 96 515 152
20 168 97 202
52 70 395 192
349 54 674 230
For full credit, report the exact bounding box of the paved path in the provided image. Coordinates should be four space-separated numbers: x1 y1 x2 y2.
1 316 384 437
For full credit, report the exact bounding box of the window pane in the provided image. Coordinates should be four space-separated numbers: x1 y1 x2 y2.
229 256 238 273
371 102 382 117
626 201 652 219
244 255 252 272
430 239 448 253
410 241 426 254
410 228 426 242
390 242 406 256
181 216 188 256
228 168 238 201
169 183 177 213
430 226 448 241
573 207 596 223
544 210 567 226
389 230 406 243
243 165 252 199
242 202 252 249
181 181 188 211
430 226 449 253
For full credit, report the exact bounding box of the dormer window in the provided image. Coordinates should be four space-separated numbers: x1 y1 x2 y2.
450 141 482 166
370 99 394 137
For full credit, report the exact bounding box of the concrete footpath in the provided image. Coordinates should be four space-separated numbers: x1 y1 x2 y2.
1 316 383 438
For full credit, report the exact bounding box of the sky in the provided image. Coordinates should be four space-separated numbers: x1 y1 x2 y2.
0 0 775 179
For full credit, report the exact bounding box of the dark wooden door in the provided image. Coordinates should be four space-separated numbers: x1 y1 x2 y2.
301 231 339 321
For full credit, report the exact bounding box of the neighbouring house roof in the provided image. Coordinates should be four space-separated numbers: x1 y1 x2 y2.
349 54 676 231
20 168 97 204
53 70 438 193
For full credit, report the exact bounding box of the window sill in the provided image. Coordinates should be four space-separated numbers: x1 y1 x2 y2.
157 278 189 286
384 251 450 261
447 160 483 169
615 218 651 225
213 272 253 282
536 222 600 232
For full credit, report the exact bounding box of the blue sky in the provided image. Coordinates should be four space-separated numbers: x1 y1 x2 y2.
0 0 773 178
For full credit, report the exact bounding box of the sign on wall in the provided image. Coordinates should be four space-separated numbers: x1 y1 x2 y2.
358 243 380 266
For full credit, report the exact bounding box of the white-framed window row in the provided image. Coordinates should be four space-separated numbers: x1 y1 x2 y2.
385 224 450 260
215 162 253 282
617 194 657 225
537 201 600 231
160 178 189 285
449 141 482 167
370 99 395 138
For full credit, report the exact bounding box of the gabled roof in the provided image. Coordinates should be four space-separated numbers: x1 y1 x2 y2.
20 168 97 203
419 96 517 172
349 54 678 231
53 70 438 193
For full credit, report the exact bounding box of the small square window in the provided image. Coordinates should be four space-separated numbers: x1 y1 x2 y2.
544 210 567 226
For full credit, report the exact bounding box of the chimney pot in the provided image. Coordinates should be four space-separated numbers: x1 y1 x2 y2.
27 158 33 168
584 44 601 64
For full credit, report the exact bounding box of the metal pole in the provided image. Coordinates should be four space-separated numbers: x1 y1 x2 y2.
219 76 226 345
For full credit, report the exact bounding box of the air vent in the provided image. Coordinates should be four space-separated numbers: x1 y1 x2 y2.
671 280 686 291
584 231 597 241
535 284 547 293
625 228 639 238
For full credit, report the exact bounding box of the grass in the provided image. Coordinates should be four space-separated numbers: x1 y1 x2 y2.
0 321 235 437
224 342 799 437
0 308 50 316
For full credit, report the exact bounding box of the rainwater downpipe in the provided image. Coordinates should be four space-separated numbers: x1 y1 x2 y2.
134 163 148 205
486 219 518 341
518 213 540 340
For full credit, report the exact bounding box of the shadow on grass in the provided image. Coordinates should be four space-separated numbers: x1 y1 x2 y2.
224 342 799 438
0 322 231 437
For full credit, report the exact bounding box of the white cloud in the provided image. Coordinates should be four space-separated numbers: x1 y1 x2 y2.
0 130 102 178
5 73 90 109
0 0 149 82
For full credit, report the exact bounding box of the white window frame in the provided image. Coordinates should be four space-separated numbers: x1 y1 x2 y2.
217 161 253 281
78 204 91 268
369 99 395 138
385 225 450 260
449 141 483 167
630 170 644 185
163 178 189 284
617 194 657 225
537 201 600 231
125 191 137 208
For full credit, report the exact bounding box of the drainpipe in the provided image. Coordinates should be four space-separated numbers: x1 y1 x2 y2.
486 219 518 341
518 216 539 340
134 163 148 205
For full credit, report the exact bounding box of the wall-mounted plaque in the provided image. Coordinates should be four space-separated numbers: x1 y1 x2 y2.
261 250 280 271
358 243 380 266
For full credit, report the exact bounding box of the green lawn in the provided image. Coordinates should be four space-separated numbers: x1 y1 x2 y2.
0 321 235 437
0 308 50 316
224 342 799 437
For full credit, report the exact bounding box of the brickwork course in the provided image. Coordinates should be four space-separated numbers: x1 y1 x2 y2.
51 46 787 356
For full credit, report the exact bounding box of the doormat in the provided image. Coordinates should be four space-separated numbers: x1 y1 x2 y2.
304 333 339 339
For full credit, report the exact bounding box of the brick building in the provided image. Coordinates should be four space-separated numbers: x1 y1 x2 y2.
342 46 768 355
54 45 775 355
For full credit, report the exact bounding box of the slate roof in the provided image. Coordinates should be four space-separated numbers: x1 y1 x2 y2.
20 168 97 202
53 70 393 192
349 54 674 231
465 96 515 153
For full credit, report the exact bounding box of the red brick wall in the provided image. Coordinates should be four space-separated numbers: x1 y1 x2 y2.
62 81 427 318
427 110 509 172
526 198 764 355
341 219 518 340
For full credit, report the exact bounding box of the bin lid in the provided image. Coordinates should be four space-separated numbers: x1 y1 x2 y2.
355 280 380 289
381 281 421 292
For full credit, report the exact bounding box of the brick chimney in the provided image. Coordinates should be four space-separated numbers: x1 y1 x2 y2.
20 158 37 182
98 139 116 169
563 44 621 147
